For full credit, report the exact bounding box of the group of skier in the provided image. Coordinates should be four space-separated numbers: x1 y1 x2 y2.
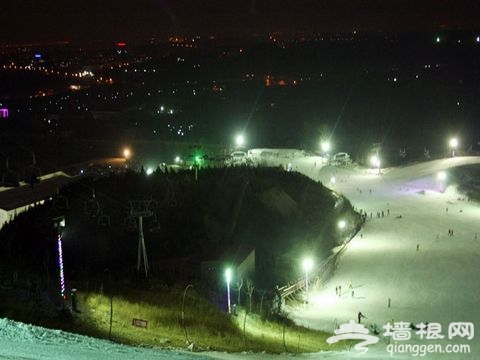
335 281 355 298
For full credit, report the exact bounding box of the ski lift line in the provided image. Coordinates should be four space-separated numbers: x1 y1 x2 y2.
127 200 156 278
128 199 157 217
83 189 100 217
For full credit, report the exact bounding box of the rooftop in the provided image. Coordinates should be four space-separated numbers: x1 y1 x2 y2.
0 172 75 211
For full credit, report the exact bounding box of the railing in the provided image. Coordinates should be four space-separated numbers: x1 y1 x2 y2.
279 226 361 300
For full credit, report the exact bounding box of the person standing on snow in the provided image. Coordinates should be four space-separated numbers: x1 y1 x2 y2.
358 312 366 323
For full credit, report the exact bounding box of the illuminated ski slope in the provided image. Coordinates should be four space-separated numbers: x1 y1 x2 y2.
286 155 480 359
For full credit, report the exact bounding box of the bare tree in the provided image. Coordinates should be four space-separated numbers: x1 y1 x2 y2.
258 289 267 315
236 278 243 306
247 279 255 313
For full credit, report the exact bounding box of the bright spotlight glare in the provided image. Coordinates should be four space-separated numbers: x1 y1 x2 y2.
146 167 154 175
338 220 346 229
235 134 245 146
225 268 232 282
437 171 447 181
321 141 330 152
302 258 313 272
449 138 458 148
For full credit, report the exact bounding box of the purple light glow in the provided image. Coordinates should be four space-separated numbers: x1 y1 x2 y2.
57 234 66 299
0 108 9 118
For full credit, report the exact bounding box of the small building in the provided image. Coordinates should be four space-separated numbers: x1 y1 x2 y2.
0 172 74 230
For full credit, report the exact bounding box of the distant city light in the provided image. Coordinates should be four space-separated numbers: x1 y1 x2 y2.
436 37 441 43
34 53 42 59
477 36 480 43
123 148 131 159
0 108 9 118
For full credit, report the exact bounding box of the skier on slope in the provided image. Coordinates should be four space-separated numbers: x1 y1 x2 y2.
358 312 366 323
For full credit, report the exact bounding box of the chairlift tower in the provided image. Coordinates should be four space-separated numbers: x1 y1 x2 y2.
129 200 156 278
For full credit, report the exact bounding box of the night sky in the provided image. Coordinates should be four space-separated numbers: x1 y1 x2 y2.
1 0 479 44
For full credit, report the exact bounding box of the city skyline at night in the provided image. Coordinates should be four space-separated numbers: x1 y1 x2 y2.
1 0 479 44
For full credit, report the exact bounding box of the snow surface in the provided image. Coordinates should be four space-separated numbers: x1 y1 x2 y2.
0 317 212 360
1 155 479 360
284 155 480 359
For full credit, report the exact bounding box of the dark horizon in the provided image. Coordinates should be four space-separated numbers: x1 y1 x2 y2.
1 0 480 45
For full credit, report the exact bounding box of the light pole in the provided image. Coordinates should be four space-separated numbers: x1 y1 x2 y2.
321 140 330 154
302 258 313 305
321 140 331 163
330 176 336 187
437 171 447 181
235 134 245 148
449 138 458 157
182 284 193 344
437 171 447 192
225 268 232 314
338 219 346 241
53 216 66 305
371 154 381 174
123 147 131 169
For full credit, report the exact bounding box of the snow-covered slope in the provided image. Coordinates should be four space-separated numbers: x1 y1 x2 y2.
286 155 480 359
0 318 212 360
1 155 479 360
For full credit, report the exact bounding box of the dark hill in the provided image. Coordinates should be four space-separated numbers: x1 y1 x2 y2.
0 166 360 296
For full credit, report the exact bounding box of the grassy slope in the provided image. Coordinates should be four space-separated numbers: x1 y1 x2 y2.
72 288 349 354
